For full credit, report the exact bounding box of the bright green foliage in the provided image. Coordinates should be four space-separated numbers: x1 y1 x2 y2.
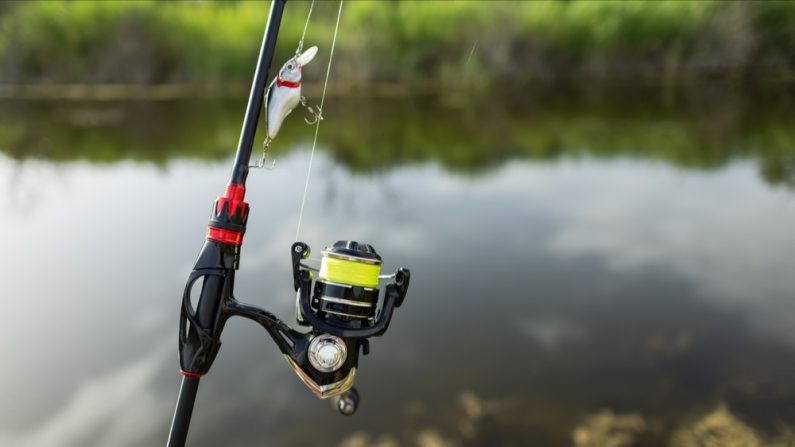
0 0 793 84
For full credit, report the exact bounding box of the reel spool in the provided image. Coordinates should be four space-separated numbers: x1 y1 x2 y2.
292 240 409 337
313 241 382 322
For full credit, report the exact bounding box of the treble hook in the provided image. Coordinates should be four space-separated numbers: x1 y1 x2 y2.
300 96 323 125
251 137 276 170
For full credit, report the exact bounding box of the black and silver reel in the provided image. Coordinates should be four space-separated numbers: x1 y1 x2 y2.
178 239 409 417
285 240 410 404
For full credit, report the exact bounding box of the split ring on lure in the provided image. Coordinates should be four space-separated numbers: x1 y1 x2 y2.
253 46 322 169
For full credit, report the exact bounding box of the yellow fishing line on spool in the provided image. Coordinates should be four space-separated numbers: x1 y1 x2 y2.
319 255 381 288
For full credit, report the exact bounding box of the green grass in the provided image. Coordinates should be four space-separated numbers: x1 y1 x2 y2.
0 1 793 85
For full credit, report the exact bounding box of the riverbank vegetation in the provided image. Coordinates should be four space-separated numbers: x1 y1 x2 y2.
1 1 794 86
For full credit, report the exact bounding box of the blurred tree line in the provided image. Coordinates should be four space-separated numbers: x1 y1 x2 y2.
0 0 793 86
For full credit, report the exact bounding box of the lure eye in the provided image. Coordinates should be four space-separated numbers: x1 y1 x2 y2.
288 63 295 70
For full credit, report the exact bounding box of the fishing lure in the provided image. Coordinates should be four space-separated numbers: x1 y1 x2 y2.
253 46 322 168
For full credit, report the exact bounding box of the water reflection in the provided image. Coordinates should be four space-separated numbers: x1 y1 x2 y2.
0 89 794 446
0 86 794 187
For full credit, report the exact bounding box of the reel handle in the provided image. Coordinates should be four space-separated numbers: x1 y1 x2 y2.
333 387 360 416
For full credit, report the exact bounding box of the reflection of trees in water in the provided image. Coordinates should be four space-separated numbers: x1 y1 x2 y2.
0 159 72 216
0 87 793 187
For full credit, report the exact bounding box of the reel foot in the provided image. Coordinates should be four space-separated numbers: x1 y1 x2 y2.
334 387 359 416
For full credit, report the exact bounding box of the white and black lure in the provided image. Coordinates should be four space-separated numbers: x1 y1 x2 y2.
254 46 322 169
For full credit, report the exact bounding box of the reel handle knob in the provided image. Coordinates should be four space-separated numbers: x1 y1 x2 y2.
334 387 360 416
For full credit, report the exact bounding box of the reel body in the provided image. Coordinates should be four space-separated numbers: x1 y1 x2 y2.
178 236 409 413
289 240 410 398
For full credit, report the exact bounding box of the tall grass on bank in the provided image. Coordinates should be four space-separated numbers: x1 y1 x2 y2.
0 1 794 85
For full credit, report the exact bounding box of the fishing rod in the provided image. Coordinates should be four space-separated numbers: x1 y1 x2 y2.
166 1 410 446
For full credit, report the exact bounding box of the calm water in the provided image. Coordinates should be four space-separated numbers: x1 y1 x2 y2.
0 87 794 446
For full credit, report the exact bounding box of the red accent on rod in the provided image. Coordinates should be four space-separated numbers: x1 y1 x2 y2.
207 182 248 246
207 227 244 245
225 183 246 201
180 370 203 379
215 183 248 216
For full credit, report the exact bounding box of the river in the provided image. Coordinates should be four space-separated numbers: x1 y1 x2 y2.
0 86 793 446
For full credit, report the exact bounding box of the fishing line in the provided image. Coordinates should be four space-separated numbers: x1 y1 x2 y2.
296 0 315 56
295 0 343 241
320 254 381 288
465 40 478 67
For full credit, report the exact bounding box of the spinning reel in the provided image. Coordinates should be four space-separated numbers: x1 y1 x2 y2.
289 240 410 401
178 234 409 416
